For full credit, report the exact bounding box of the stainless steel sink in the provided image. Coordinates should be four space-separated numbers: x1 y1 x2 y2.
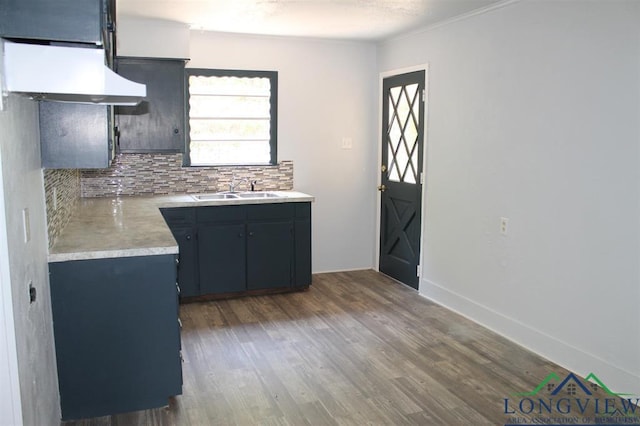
191 191 282 201
236 192 280 198
191 193 239 201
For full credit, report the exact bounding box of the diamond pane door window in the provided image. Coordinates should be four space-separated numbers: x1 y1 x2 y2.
387 83 420 184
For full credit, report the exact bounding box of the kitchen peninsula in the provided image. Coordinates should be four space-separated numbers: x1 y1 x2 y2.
47 191 313 420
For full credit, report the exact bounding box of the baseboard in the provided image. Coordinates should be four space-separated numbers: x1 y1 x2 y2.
420 278 640 395
312 267 374 275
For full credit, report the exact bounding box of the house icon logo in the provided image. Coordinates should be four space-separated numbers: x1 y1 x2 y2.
503 372 639 426
514 372 631 398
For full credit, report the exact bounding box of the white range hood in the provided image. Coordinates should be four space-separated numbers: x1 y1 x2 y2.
1 40 146 106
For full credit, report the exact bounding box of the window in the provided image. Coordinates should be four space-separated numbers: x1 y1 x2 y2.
185 69 278 166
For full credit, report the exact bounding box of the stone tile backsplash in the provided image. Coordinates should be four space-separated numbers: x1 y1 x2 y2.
43 169 81 248
80 153 293 197
42 154 294 247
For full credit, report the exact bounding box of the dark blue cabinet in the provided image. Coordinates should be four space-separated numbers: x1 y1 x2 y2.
116 57 186 153
49 254 182 420
161 202 311 298
295 203 312 287
0 0 113 45
160 208 199 297
170 226 199 297
40 102 115 169
246 204 294 291
198 223 247 294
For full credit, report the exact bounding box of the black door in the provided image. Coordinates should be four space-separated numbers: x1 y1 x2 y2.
379 70 425 289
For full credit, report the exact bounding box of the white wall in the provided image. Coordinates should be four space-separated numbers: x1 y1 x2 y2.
117 17 190 59
0 95 60 425
0 189 22 426
118 23 380 272
378 0 640 394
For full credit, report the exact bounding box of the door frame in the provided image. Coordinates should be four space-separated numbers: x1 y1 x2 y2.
375 64 430 288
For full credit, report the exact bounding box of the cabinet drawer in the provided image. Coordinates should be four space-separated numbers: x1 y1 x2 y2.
247 203 294 221
161 208 195 225
197 205 246 223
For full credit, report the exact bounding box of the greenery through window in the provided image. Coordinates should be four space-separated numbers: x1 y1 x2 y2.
185 69 277 166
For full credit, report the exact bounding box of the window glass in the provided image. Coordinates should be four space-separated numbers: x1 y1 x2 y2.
186 70 277 166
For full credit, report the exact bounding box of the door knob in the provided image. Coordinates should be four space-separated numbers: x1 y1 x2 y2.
377 184 387 192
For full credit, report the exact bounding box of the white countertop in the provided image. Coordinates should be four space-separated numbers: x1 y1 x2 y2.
48 191 314 263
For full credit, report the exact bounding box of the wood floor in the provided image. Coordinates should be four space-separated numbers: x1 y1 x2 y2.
63 270 575 425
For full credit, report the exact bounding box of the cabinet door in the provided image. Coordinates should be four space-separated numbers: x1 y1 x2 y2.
116 58 186 153
40 102 114 169
198 224 247 294
169 226 199 297
0 0 106 44
247 221 293 290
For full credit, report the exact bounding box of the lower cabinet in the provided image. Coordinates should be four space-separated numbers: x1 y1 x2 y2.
198 223 246 294
168 225 199 297
49 254 182 420
246 220 293 291
161 202 311 298
160 207 199 297
294 203 312 287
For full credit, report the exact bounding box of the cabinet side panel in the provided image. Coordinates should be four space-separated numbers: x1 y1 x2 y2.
49 255 181 420
295 218 312 286
295 202 312 286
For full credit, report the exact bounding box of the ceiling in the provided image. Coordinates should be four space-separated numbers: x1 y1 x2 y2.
117 0 506 41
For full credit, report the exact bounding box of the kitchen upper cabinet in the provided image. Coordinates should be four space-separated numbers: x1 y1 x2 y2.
49 254 182 420
0 0 114 45
40 102 115 169
116 58 186 153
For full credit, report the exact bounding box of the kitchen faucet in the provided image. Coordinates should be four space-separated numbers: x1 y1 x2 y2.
229 175 249 192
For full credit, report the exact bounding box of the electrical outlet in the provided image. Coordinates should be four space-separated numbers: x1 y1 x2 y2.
341 137 353 150
500 217 509 235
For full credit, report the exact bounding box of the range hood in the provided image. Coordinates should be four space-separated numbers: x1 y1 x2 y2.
1 40 146 106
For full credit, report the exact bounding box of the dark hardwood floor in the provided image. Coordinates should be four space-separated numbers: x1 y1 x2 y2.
62 270 579 425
